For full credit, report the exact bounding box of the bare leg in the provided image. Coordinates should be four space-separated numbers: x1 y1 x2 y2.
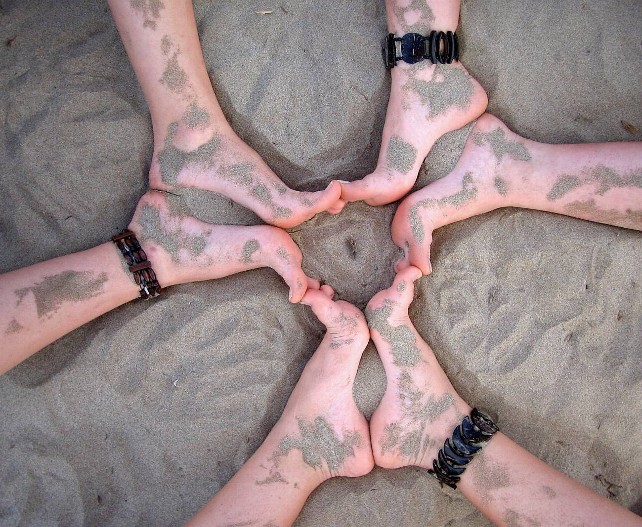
340 0 488 206
0 192 316 374
393 113 642 273
107 0 343 227
186 286 374 526
368 267 641 526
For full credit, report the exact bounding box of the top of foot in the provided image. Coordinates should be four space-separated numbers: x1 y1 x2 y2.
341 62 488 206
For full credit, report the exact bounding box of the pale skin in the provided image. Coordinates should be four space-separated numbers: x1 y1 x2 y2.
393 113 642 274
0 192 318 375
367 267 641 526
4 0 638 523
340 0 488 206
187 285 374 527
186 269 641 526
106 0 344 228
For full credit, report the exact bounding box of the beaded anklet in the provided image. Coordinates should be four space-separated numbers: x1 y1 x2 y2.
428 408 499 489
383 30 459 68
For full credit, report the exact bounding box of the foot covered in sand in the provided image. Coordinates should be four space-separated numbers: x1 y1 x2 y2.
148 118 344 228
392 113 533 274
255 285 374 484
340 61 488 206
367 267 471 470
128 191 317 302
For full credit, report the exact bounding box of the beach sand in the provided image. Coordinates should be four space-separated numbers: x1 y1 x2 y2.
1 0 641 525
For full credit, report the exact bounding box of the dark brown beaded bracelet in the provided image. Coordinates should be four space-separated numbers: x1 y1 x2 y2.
428 408 499 489
112 230 162 299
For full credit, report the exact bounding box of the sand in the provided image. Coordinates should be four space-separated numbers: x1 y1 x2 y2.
0 0 641 525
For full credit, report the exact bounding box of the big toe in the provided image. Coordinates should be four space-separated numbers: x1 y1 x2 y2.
389 267 423 308
340 178 374 204
273 181 342 228
367 266 422 313
301 287 336 311
327 197 347 215
310 180 342 214
392 221 433 275
285 268 313 304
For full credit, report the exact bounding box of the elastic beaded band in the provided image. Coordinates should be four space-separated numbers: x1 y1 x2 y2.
428 408 498 489
112 230 162 299
382 30 459 68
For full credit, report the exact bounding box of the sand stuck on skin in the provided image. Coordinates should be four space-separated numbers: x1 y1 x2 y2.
0 1 640 525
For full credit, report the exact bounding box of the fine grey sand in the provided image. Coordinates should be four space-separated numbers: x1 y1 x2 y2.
1 1 641 526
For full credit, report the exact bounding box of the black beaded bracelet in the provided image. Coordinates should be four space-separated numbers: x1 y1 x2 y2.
112 230 162 299
428 408 499 489
382 30 459 68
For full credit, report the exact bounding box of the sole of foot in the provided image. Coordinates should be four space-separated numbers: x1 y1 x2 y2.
148 120 344 228
129 191 318 302
367 267 471 470
268 285 374 481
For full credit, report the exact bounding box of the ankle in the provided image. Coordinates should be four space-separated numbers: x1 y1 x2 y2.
392 60 437 78
501 139 546 209
152 103 232 152
260 421 333 489
251 445 325 496
418 398 473 470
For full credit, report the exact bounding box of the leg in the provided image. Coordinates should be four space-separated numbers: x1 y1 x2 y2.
368 268 642 526
0 191 315 374
340 0 488 206
107 0 343 227
393 113 642 274
186 286 374 526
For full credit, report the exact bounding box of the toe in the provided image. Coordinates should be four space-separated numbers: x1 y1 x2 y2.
366 266 422 314
300 288 336 311
312 180 342 214
393 240 411 273
306 276 321 290
391 201 433 276
406 239 432 276
391 266 422 304
287 268 311 304
343 171 416 206
394 259 406 273
362 176 409 206
405 245 431 275
263 234 310 303
302 292 367 342
273 181 343 228
327 197 347 215
340 176 375 204
320 284 335 298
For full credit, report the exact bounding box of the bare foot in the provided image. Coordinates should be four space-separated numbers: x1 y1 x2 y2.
255 285 374 484
128 191 318 302
187 286 373 526
367 267 471 470
392 113 534 274
340 61 488 206
148 115 344 228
